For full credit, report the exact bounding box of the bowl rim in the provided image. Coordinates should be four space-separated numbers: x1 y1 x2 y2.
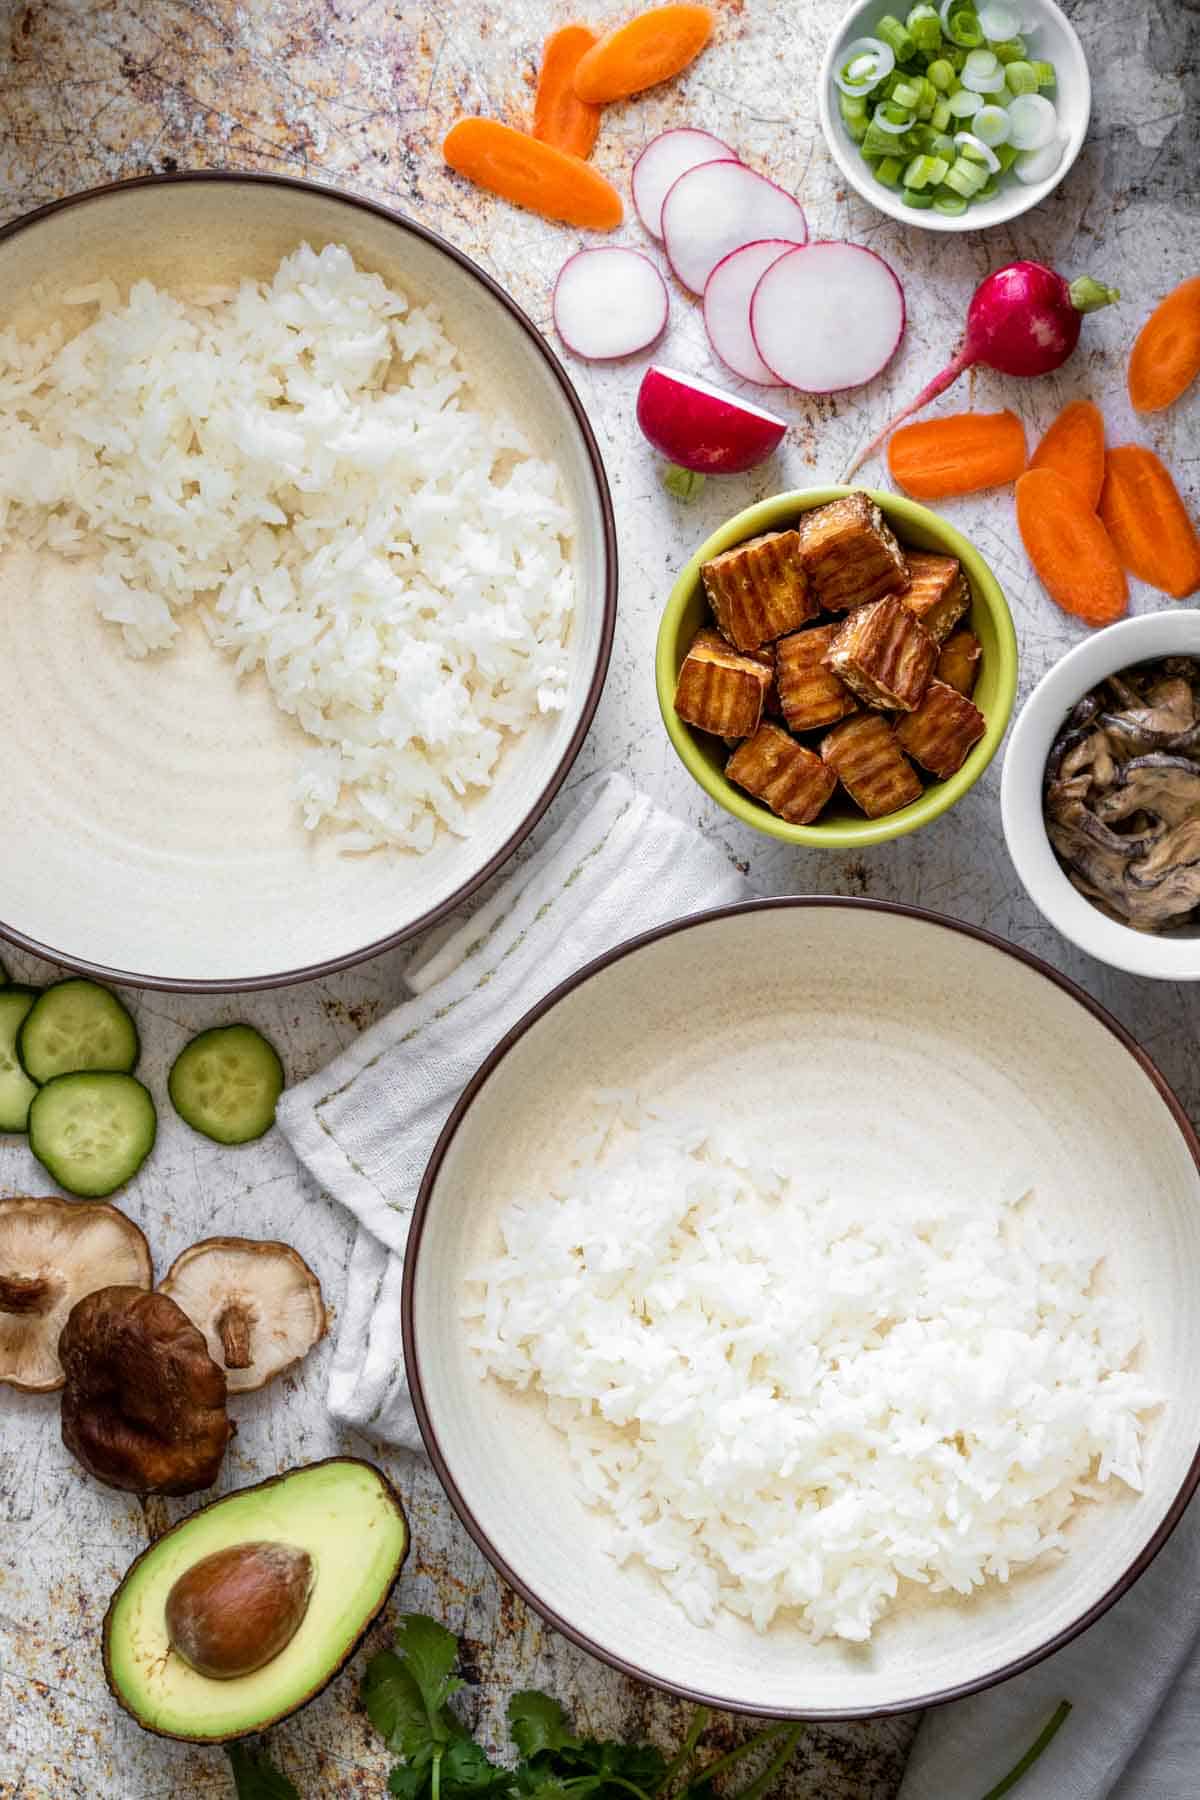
0 169 618 993
1001 611 1200 979
654 486 1018 847
402 894 1200 1721
816 0 1092 234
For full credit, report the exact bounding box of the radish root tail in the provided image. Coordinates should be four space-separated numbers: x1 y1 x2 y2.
840 349 973 483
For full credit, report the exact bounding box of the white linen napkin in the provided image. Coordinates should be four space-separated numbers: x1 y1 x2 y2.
898 1497 1200 1800
276 771 750 1448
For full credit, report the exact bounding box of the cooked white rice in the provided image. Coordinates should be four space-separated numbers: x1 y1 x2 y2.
0 244 574 852
466 1101 1158 1642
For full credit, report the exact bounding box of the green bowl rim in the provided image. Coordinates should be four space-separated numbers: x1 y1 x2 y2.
655 486 1019 848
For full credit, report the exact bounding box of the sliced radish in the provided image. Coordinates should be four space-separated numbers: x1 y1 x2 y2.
750 242 905 394
631 129 737 242
636 365 786 474
552 248 669 361
660 160 808 297
703 240 794 387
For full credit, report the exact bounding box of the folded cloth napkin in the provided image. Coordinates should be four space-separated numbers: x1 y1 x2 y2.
898 1496 1200 1800
276 771 750 1450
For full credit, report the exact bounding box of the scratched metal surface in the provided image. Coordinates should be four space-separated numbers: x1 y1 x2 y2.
0 0 1197 1794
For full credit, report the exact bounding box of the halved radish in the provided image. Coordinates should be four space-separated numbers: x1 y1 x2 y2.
703 240 794 387
636 365 787 474
750 242 905 393
661 160 808 297
552 247 669 361
632 128 736 241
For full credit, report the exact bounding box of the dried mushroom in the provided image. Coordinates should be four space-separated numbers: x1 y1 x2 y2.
0 1196 152 1393
59 1286 232 1494
1044 656 1200 931
159 1238 326 1394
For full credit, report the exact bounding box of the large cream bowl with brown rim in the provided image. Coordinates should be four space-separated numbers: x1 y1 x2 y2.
404 899 1200 1718
0 174 615 989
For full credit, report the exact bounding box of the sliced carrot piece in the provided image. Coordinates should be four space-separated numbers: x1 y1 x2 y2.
887 410 1027 500
1015 468 1128 626
573 4 714 104
1029 399 1106 509
442 118 622 231
1128 275 1200 414
533 25 603 160
1098 445 1200 600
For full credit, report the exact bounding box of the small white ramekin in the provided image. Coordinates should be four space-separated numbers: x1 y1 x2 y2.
1001 611 1200 980
818 0 1091 233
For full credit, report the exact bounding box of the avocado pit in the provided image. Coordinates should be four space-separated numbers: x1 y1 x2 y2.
166 1541 314 1679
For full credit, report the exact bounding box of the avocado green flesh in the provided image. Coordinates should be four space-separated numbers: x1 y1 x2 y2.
105 1460 407 1740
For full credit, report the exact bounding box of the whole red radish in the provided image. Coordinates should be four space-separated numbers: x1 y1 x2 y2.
843 261 1118 480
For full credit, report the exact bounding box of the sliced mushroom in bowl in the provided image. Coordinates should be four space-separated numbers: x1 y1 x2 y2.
1003 614 1200 979
158 1238 326 1394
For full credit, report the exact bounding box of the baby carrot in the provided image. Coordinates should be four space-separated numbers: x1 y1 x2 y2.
1098 445 1200 600
1015 468 1128 626
887 410 1027 500
573 4 714 104
533 25 603 160
442 118 622 230
1029 399 1106 509
1128 275 1200 413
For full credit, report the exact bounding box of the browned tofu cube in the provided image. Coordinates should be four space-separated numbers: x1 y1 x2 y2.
825 594 937 712
936 628 982 698
895 680 986 779
701 530 817 651
821 713 923 818
727 722 838 824
775 624 858 733
674 628 772 738
900 551 970 643
795 492 909 612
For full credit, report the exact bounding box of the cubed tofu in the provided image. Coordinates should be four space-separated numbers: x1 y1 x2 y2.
795 492 909 612
701 530 817 651
825 594 937 712
895 679 986 778
727 722 838 824
936 627 983 698
745 644 783 718
821 713 923 818
900 551 970 643
674 628 772 738
775 624 858 733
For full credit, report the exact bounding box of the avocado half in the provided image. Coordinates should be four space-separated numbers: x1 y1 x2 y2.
103 1457 408 1742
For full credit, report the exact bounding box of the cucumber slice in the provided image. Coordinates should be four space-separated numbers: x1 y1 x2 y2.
18 978 139 1084
169 1025 284 1145
0 986 40 1133
28 1072 157 1197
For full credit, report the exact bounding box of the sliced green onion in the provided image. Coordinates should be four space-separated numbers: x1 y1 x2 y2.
1007 91 1057 148
973 102 1011 144
902 186 936 207
962 63 1007 91
840 91 870 120
933 187 969 214
976 1 1019 37
929 129 956 156
993 140 1020 169
948 87 983 116
927 56 956 88
974 174 1000 198
1004 58 1037 93
954 128 1001 170
939 0 985 48
1013 136 1065 183
874 103 918 131
892 77 923 108
964 47 999 76
876 13 917 59
903 152 949 187
944 154 989 195
931 96 953 129
1031 58 1057 86
875 154 905 187
990 36 1027 62
834 35 896 95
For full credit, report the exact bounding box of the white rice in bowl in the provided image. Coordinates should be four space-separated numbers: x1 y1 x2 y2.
466 1099 1160 1643
0 243 574 853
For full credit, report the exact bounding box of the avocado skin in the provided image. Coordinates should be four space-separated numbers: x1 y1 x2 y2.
102 1456 409 1743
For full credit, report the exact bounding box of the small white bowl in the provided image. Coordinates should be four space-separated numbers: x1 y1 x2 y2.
1002 612 1200 981
818 0 1091 233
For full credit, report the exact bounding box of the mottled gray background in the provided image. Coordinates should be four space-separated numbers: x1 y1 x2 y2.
1 0 1197 1794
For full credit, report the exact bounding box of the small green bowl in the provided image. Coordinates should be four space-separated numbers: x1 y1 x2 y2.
655 487 1019 848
